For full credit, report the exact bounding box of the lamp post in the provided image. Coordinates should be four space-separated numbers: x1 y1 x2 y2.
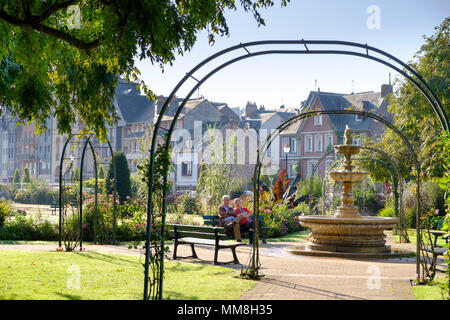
283 143 290 175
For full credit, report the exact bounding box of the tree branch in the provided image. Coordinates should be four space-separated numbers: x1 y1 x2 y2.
0 8 100 51
32 0 81 23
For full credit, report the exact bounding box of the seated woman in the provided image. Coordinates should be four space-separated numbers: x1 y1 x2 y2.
218 195 242 241
233 198 254 244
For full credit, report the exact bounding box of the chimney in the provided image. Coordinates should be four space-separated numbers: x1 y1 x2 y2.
245 102 258 117
381 84 393 98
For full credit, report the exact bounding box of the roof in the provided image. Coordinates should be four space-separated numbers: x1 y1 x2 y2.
114 79 155 125
280 118 303 135
217 104 240 122
305 90 387 132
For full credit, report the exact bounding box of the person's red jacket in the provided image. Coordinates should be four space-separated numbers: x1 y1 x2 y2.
234 207 252 225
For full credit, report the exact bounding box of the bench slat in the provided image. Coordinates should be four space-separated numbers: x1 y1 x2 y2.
178 237 241 247
169 230 228 240
167 224 225 232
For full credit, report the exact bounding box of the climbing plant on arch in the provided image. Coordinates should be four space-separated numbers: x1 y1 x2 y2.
143 40 449 300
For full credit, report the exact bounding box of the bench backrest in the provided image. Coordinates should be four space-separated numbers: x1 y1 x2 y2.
203 215 266 226
167 224 228 241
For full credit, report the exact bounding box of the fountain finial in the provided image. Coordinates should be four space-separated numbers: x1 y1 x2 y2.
344 125 352 145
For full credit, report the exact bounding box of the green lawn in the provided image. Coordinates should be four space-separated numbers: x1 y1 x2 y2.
411 276 449 300
391 229 448 247
0 250 256 300
267 229 310 242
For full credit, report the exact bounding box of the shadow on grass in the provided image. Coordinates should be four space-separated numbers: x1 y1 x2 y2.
164 291 200 300
73 251 140 267
55 292 82 300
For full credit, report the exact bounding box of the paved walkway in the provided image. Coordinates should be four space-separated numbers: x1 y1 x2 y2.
1 234 446 300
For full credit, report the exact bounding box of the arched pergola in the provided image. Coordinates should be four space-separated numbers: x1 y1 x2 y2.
143 40 449 300
58 133 117 251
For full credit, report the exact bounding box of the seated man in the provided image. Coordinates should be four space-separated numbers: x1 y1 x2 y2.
233 198 254 244
218 195 242 242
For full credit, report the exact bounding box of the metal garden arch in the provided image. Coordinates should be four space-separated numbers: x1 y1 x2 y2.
144 40 449 300
58 133 117 251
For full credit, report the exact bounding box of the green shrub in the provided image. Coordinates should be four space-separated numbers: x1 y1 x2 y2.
0 214 58 240
12 169 21 186
0 199 16 227
403 180 445 215
105 151 131 204
172 194 200 215
21 167 32 184
242 192 303 238
82 193 148 243
404 207 417 229
378 206 396 217
14 182 58 205
353 178 383 215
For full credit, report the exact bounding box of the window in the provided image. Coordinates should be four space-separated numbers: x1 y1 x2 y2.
315 115 322 126
307 161 317 176
184 139 192 149
287 163 294 178
325 134 333 149
355 114 363 122
304 135 312 153
182 162 192 176
315 134 323 152
290 138 297 153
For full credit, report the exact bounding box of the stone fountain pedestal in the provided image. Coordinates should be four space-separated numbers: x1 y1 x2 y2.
288 127 409 258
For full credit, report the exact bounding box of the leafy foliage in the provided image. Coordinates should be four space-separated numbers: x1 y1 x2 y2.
0 0 289 138
436 131 449 298
363 18 449 180
0 198 15 227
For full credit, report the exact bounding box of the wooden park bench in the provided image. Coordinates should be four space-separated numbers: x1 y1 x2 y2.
50 203 58 215
202 215 270 244
167 224 245 265
425 219 449 273
50 201 78 215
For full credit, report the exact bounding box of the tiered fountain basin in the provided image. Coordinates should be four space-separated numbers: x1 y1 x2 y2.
286 126 411 258
287 215 409 258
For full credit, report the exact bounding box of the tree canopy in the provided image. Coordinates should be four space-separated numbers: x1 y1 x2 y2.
0 0 289 139
361 18 449 181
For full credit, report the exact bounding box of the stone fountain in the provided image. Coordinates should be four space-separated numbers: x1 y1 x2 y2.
288 126 406 258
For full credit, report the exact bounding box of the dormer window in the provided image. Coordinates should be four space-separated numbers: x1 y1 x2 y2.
315 115 322 126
